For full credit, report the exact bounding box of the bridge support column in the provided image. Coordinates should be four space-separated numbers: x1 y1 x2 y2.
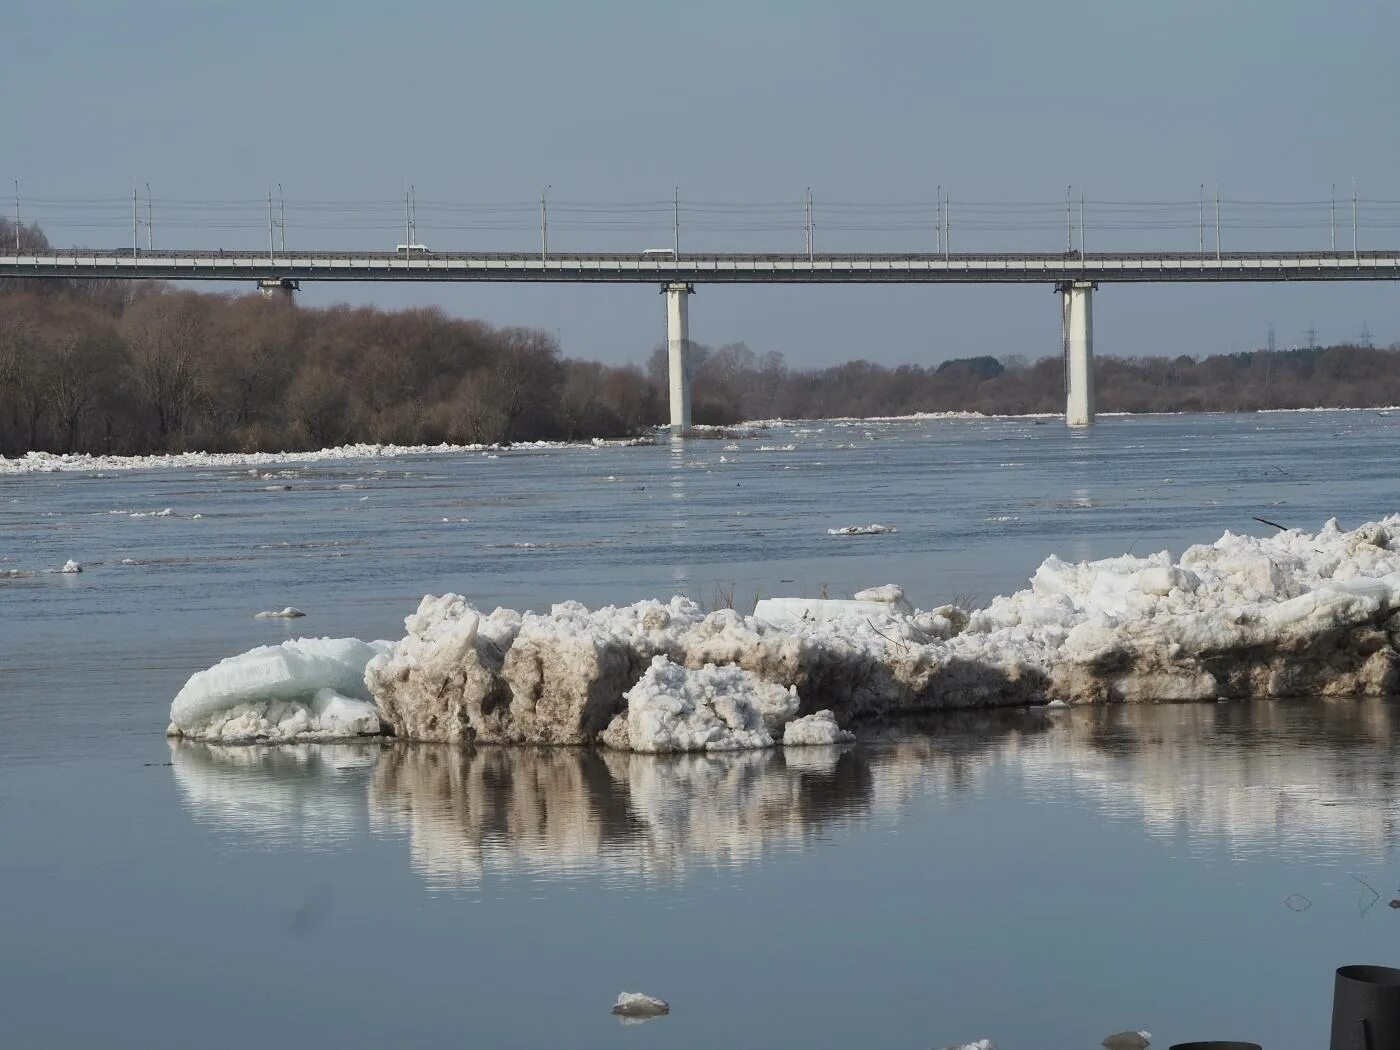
663 282 693 432
257 278 299 301
1058 280 1096 427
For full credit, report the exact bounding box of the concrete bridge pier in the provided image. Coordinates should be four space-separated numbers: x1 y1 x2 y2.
664 281 694 431
1058 280 1096 426
257 278 299 301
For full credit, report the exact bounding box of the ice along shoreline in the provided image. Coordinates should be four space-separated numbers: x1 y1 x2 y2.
8 405 1400 475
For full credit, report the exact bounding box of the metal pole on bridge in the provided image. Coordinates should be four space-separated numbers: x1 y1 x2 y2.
935 184 941 255
1066 186 1072 252
145 183 153 251
804 187 813 260
1214 183 1221 260
132 186 138 258
944 189 950 258
279 184 286 252
267 191 275 261
541 185 550 262
1352 177 1358 259
1079 188 1086 254
13 180 19 254
1331 183 1336 251
674 185 680 256
1199 184 1205 256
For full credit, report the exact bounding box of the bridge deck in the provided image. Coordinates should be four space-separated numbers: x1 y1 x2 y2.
4 248 1400 283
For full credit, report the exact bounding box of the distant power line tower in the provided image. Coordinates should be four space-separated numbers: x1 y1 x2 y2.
1360 322 1373 348
1305 323 1318 350
1266 323 1276 353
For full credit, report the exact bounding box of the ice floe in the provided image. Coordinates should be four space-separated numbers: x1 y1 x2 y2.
599 656 799 753
168 637 390 743
827 523 897 536
60 559 83 574
611 992 669 1018
782 710 855 745
1101 1031 1151 1050
254 607 306 619
169 515 1400 749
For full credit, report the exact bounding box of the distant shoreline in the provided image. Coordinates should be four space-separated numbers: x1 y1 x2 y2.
4 405 1395 476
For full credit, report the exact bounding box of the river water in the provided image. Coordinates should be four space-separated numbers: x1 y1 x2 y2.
5 411 1400 1048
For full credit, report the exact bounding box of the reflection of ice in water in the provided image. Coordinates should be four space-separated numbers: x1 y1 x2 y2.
366 745 869 887
170 741 381 848
170 701 1400 889
1011 700 1400 858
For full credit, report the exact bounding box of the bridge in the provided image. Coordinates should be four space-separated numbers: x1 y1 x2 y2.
5 245 1400 429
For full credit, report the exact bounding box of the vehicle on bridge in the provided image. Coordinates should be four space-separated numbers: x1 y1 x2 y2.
641 248 674 257
396 243 431 254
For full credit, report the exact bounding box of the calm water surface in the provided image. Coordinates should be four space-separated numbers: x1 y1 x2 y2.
5 412 1400 1048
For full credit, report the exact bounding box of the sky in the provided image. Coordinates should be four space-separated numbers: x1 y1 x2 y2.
5 0 1400 369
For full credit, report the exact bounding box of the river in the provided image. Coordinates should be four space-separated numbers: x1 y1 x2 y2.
4 410 1400 1048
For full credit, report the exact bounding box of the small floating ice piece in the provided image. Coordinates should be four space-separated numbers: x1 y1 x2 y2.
827 523 897 536
254 607 306 619
1101 1031 1151 1050
612 992 669 1018
60 559 82 574
783 710 855 746
938 1040 996 1050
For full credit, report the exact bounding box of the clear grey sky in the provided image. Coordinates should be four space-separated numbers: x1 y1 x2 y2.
6 0 1399 367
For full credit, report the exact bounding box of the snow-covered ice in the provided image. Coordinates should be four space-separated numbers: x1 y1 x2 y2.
254 607 306 619
852 583 913 610
753 596 906 628
783 710 856 746
599 656 799 753
168 637 390 742
168 515 1400 748
0 437 649 476
60 559 82 574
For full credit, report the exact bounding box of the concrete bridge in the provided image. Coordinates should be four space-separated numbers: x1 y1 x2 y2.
6 246 1400 428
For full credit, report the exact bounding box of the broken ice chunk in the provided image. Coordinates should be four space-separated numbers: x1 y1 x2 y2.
612 992 669 1018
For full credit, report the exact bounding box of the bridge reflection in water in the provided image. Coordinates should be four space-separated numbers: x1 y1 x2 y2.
170 699 1400 890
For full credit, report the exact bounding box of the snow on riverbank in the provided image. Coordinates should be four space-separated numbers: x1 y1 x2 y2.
0 436 653 476
11 407 1393 476
169 515 1400 749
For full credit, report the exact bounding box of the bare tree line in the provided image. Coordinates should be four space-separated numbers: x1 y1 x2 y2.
3 219 1399 457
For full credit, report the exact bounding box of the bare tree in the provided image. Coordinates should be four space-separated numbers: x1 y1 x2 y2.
120 290 206 448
